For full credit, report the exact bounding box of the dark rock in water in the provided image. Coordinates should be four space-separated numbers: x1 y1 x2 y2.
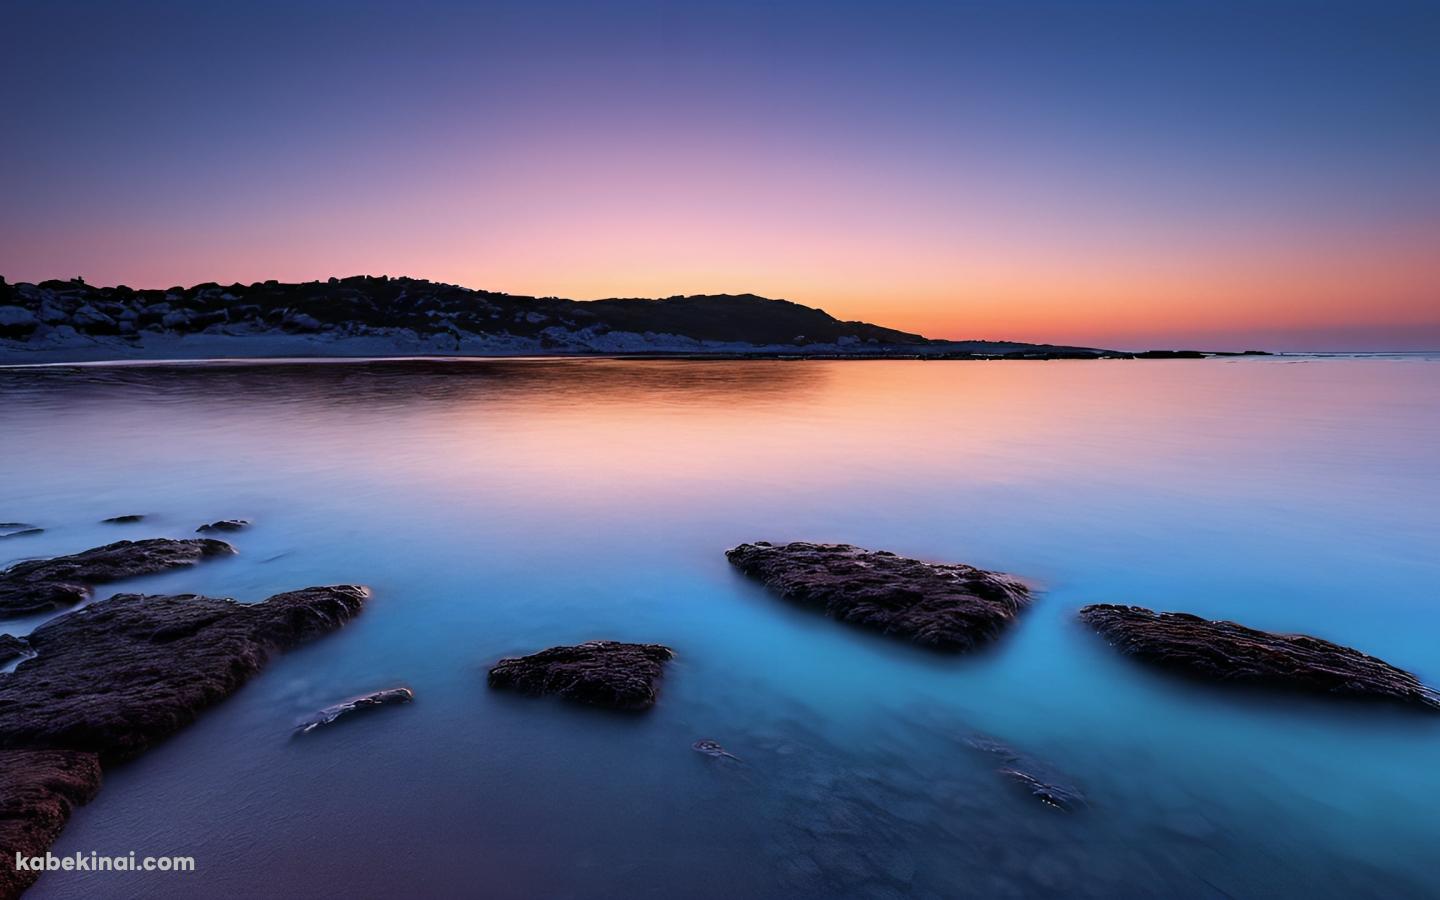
0 526 43 540
0 635 31 667
725 542 1030 651
0 585 366 893
0 538 235 619
693 738 740 760
1079 604 1440 711
0 749 102 898
196 519 250 533
296 687 414 734
100 515 145 524
0 584 370 758
963 734 1087 811
488 641 675 710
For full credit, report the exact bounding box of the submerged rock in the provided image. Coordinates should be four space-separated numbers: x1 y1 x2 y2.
0 750 102 898
296 687 414 734
0 524 43 540
196 519 250 533
487 641 675 710
1079 604 1440 711
0 538 235 619
692 738 740 760
725 542 1031 651
0 585 370 758
100 515 145 524
0 635 31 667
963 734 1087 812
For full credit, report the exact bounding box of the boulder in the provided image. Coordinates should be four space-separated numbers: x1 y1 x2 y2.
0 538 235 619
488 641 675 710
100 515 145 525
295 687 414 734
0 306 39 339
1079 604 1440 710
726 542 1030 651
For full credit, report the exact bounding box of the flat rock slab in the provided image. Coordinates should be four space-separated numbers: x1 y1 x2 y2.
100 515 145 524
0 585 367 894
296 687 414 734
1080 604 1440 711
488 641 675 710
0 750 102 898
0 585 370 758
0 538 235 619
726 542 1031 651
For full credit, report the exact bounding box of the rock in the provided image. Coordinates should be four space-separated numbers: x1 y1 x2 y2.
196 519 250 533
693 738 740 760
0 586 366 893
0 527 43 540
725 542 1031 651
0 538 235 619
71 304 117 333
100 515 145 524
1079 604 1440 710
0 635 31 667
0 585 370 758
296 687 414 734
963 734 1087 811
0 750 102 898
487 641 675 710
0 305 39 339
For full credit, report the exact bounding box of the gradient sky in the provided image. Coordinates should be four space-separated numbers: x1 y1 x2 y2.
2 0 1437 349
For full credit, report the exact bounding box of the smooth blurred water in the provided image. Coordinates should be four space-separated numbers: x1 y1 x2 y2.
2 356 1437 898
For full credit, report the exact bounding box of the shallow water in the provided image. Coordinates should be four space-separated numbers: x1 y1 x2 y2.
2 356 1438 898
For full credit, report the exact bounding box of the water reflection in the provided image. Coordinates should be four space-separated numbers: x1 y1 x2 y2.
1 357 1437 898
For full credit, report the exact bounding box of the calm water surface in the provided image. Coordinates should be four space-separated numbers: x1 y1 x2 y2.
2 357 1438 898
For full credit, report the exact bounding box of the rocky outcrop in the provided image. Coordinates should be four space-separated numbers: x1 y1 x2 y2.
196 519 249 533
0 585 370 757
0 524 42 540
295 687 414 734
0 635 30 667
0 750 102 898
726 542 1031 652
487 641 675 710
100 515 145 524
0 538 234 618
963 735 1087 812
0 585 367 895
1079 604 1440 710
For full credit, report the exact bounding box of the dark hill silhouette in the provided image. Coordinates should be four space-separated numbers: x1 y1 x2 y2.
0 274 1226 362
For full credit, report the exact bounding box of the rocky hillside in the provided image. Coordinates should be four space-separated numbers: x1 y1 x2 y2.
0 275 943 362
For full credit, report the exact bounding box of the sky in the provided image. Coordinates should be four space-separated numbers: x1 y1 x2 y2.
1 0 1436 350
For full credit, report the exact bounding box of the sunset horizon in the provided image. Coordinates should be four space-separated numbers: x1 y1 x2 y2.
4 1 1437 353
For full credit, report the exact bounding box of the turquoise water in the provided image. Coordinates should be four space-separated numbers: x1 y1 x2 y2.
2 357 1438 898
